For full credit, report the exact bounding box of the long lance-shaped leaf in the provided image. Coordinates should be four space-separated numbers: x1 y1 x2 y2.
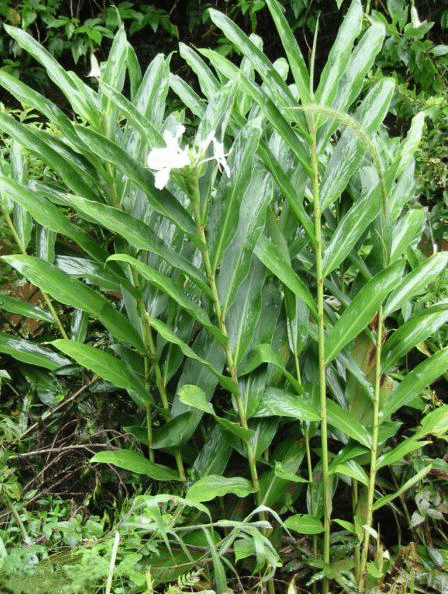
241 344 303 395
380 347 448 419
376 438 431 470
74 126 198 239
257 145 316 246
0 70 100 163
4 25 100 128
323 180 383 276
99 81 163 147
0 333 71 370
208 9 308 137
226 260 265 367
372 464 432 511
132 53 169 128
209 119 263 273
68 195 210 296
0 113 99 202
382 305 448 372
91 450 180 481
169 74 206 118
218 164 272 316
1 255 145 353
148 317 237 395
326 400 371 448
178 43 220 99
0 294 52 322
186 475 256 503
254 388 320 422
254 234 318 319
318 78 395 211
384 252 448 316
390 208 427 261
0 178 109 264
319 22 386 148
325 260 405 364
265 0 311 103
199 49 312 177
108 254 223 345
315 0 363 113
52 340 151 409
32 129 98 187
100 27 128 110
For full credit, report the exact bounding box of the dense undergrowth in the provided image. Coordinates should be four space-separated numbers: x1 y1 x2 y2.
0 1 448 593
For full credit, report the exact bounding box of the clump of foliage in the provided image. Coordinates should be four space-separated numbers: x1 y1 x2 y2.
0 0 448 593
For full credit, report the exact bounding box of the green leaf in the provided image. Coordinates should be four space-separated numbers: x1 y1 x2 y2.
52 340 150 408
151 413 196 449
226 260 265 367
254 234 318 319
70 196 210 293
381 347 448 419
382 305 448 372
390 208 427 260
315 0 363 113
0 69 88 154
148 318 237 395
217 163 272 315
200 48 313 176
0 333 70 370
0 178 109 264
323 182 383 276
414 405 448 440
325 260 405 364
91 449 180 481
178 43 220 99
73 126 198 238
98 81 163 147
258 146 316 245
241 343 302 395
178 384 214 415
384 253 448 316
327 400 371 447
186 475 256 503
377 439 430 470
372 464 432 511
209 119 263 273
0 294 52 322
254 388 320 422
2 255 145 353
0 114 99 203
284 514 324 535
333 460 369 486
265 0 311 103
178 384 253 441
108 254 222 344
274 462 308 483
5 25 100 127
319 78 394 211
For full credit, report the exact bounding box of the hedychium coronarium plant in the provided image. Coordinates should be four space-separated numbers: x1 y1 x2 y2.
0 0 448 591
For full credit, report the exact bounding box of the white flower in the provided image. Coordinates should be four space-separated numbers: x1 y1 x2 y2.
87 53 101 79
147 125 191 189
147 125 230 190
211 138 230 177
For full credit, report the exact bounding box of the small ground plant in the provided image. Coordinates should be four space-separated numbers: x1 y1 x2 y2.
0 1 448 592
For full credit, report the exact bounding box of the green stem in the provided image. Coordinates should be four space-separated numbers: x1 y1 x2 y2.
310 117 330 594
189 175 262 505
2 493 28 542
131 267 185 480
359 307 384 592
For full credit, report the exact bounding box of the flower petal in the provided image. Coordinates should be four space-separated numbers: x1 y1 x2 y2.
154 168 170 190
